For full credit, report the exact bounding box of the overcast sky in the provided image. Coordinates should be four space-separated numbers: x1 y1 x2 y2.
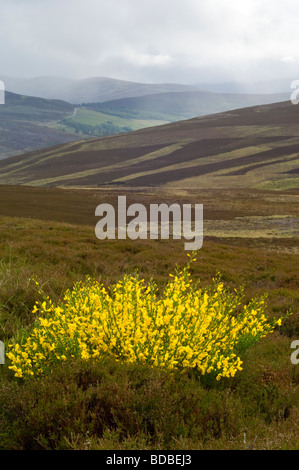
0 0 299 85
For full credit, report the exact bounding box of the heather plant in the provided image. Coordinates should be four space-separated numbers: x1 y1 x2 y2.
7 252 288 381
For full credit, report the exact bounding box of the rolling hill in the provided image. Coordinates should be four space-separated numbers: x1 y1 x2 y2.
0 91 82 159
2 75 293 104
2 75 200 104
0 100 298 190
0 91 169 160
0 85 289 161
87 90 289 122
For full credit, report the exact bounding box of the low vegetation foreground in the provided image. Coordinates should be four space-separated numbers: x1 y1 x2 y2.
0 186 298 450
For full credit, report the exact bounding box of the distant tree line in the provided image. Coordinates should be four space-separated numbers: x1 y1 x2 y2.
61 118 132 136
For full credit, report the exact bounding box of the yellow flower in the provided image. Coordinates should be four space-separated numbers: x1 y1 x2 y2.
7 255 288 380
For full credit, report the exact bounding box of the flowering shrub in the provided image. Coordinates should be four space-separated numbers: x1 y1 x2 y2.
7 253 286 380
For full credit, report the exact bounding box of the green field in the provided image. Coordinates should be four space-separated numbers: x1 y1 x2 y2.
49 107 168 136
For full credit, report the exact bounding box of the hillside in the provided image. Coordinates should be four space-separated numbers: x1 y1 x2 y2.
195 77 294 94
88 90 289 122
48 106 167 138
0 91 168 160
0 91 82 159
0 100 298 190
0 84 290 161
49 89 290 141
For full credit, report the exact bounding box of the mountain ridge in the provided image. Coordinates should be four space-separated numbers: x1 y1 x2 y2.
1 75 292 105
1 75 199 104
0 99 298 191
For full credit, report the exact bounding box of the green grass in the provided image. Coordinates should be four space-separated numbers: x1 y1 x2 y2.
255 177 299 191
49 107 168 137
74 108 167 129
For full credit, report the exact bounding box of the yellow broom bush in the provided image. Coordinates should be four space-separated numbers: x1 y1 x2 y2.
7 252 287 380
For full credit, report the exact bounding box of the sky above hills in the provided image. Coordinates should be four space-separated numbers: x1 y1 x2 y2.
0 0 299 86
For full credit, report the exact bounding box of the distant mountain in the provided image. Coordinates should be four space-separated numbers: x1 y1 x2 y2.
88 90 290 122
0 99 298 191
1 76 199 104
2 75 295 105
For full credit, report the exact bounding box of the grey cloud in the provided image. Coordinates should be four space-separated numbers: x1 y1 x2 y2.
0 0 298 85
